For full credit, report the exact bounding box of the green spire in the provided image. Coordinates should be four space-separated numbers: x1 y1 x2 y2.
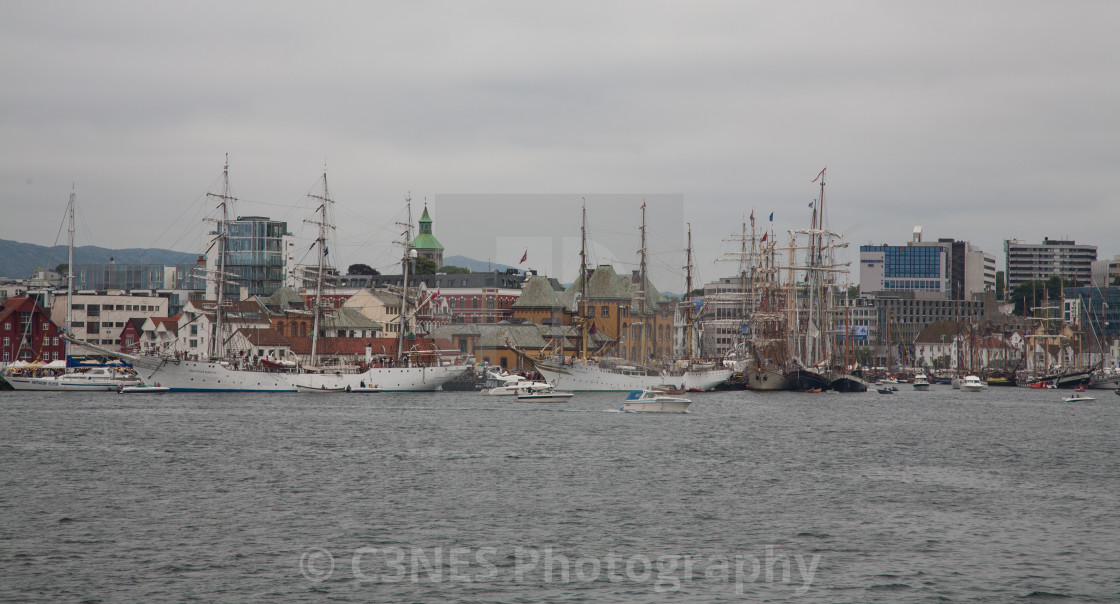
411 205 444 250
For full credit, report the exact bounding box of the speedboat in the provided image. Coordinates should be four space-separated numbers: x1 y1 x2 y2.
960 375 985 392
1063 393 1095 402
912 373 931 391
516 386 574 403
621 389 692 413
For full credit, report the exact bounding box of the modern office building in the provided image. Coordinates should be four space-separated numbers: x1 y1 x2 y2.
1063 286 1120 339
206 216 295 299
1004 238 1096 290
1091 255 1120 288
859 228 995 300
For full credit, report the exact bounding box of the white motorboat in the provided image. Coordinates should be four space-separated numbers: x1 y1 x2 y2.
620 389 692 413
481 372 553 395
347 384 382 394
912 373 931 391
6 366 143 392
516 387 575 403
960 375 985 392
1062 393 1095 402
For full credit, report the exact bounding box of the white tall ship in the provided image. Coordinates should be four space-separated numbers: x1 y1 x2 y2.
285 184 465 392
534 201 731 392
72 164 463 392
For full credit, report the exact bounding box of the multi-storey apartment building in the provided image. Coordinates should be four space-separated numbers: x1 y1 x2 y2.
50 291 170 353
1004 237 1096 290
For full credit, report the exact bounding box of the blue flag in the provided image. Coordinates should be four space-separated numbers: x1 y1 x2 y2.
769 212 774 221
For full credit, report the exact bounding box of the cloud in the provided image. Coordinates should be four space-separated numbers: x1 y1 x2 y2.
2 0 1118 289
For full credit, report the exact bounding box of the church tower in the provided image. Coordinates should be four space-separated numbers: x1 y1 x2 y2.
410 205 445 269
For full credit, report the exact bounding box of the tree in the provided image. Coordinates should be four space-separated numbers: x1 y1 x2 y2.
1008 277 1074 316
995 271 1005 300
413 257 438 275
54 263 69 274
846 284 860 299
347 263 379 276
440 265 472 274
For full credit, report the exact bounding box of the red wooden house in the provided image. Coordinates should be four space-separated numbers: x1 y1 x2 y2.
0 297 66 364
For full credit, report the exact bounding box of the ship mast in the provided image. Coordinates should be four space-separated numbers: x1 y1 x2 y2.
579 198 588 361
205 155 236 361
683 223 694 360
65 188 75 360
638 201 648 364
396 194 415 363
306 170 335 368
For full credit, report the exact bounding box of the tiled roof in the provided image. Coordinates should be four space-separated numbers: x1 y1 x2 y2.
238 327 290 347
512 276 576 310
319 307 382 329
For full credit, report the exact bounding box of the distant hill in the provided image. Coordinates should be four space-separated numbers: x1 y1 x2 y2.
0 239 198 279
442 255 519 274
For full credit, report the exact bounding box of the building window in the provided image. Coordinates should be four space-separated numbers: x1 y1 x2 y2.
602 306 610 317
87 323 100 334
87 305 100 317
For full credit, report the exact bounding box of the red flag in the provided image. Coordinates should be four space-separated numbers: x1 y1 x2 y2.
811 167 827 183
640 200 646 209
519 250 527 264
589 323 597 335
750 210 754 222
761 232 768 242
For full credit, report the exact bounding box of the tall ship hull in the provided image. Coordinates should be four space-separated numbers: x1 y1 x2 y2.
786 368 831 392
132 358 298 392
535 360 732 392
130 357 466 392
829 374 869 393
746 369 790 391
289 365 466 392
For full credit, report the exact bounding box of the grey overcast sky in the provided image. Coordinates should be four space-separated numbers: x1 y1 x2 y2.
2 1 1118 290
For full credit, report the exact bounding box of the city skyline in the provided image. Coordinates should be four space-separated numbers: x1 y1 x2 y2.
3 2 1117 291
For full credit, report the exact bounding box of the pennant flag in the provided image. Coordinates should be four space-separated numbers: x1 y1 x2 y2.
750 210 754 222
811 167 827 183
761 232 768 242
324 246 329 256
640 200 646 209
589 322 598 335
808 201 814 208
769 212 774 222
519 250 527 264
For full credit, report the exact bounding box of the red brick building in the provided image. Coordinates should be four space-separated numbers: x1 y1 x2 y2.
0 297 66 364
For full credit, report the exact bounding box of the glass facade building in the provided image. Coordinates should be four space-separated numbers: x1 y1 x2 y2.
208 216 292 298
860 245 948 296
1063 286 1120 338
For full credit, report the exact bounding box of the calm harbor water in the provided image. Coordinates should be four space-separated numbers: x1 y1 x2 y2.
1 387 1117 602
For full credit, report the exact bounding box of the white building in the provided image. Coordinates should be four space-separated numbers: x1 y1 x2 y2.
51 291 169 354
